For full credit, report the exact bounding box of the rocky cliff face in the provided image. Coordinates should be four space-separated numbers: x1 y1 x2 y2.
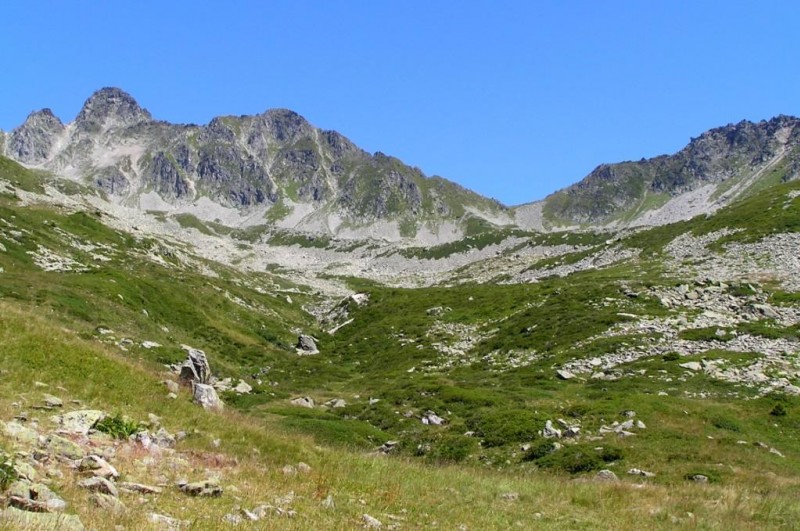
0 88 505 238
539 116 800 226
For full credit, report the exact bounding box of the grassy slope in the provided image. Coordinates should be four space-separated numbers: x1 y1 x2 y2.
1 158 800 527
2 298 799 529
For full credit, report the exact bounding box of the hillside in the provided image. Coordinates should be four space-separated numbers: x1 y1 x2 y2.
1 151 800 528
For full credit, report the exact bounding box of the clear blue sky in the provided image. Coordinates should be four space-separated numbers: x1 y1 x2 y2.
2 1 799 205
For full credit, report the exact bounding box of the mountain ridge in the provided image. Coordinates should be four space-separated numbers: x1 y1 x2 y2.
3 88 800 239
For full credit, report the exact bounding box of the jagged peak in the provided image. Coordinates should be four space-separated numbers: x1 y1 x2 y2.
75 87 152 130
17 108 64 130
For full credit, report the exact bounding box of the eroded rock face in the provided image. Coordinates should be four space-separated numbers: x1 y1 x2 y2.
74 87 153 133
2 87 503 230
8 109 65 164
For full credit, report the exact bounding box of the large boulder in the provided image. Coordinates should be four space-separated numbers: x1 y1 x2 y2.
192 383 223 411
179 347 211 384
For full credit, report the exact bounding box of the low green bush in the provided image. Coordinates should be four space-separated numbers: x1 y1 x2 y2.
94 413 142 439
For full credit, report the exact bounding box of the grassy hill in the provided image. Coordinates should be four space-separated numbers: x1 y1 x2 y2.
1 156 800 528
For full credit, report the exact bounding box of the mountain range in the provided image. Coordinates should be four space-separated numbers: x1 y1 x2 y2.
0 89 799 529
3 88 799 240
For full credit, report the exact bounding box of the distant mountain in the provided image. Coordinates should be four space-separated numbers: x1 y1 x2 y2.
3 88 800 237
0 88 508 240
530 115 800 228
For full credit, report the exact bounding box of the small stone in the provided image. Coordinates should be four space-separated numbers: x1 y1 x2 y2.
177 479 222 497
233 380 253 394
119 482 163 494
90 492 126 513
595 469 619 482
163 380 180 394
501 492 519 501
627 468 656 478
690 474 709 483
43 394 63 408
78 476 119 497
362 513 383 528
556 369 576 380
149 513 189 528
79 455 119 479
322 494 335 509
297 462 312 473
290 397 315 408
680 362 703 371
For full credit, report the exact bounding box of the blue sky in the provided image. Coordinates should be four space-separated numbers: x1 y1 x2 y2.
2 1 799 205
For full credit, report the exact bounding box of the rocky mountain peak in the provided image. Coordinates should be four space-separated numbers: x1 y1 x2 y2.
7 108 66 164
75 87 152 132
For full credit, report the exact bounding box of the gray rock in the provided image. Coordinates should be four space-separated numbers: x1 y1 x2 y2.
177 479 223 497
627 468 656 478
8 480 67 512
1 420 40 445
680 361 703 371
542 420 562 439
192 383 223 410
90 492 126 513
377 440 400 454
50 410 105 434
290 396 315 408
163 380 180 394
43 394 63 408
119 481 163 494
43 434 85 460
421 411 446 425
325 398 347 408
78 455 119 479
12 461 37 482
149 512 190 529
296 334 319 355
689 474 709 483
362 513 383 528
77 476 119 497
0 506 84 530
556 369 576 380
179 347 211 384
233 380 253 394
595 469 619 481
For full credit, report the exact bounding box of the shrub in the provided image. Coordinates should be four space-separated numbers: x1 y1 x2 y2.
466 408 542 448
427 434 477 463
535 445 604 474
770 403 787 417
0 454 18 490
94 413 142 439
662 352 680 362
711 416 742 433
522 439 558 461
